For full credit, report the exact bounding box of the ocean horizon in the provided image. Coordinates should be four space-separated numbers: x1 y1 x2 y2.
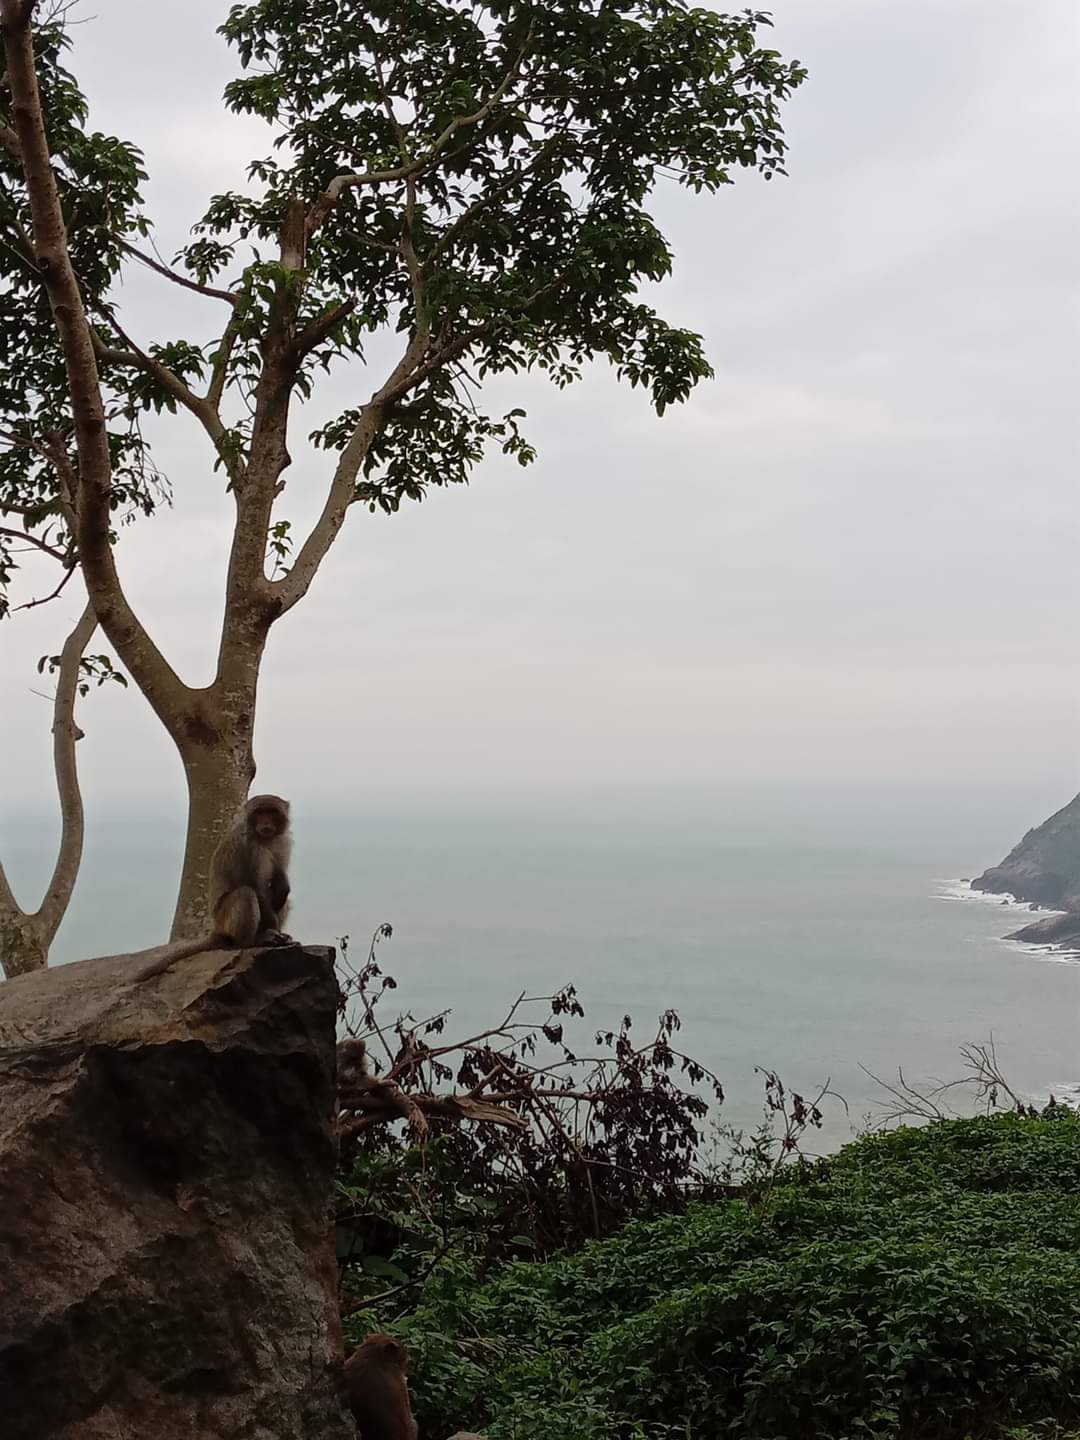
4 781 1077 1151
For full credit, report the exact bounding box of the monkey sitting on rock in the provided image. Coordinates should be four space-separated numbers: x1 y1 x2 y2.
135 793 294 980
208 793 293 947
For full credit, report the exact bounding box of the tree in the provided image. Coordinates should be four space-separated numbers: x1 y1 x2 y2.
1 0 805 941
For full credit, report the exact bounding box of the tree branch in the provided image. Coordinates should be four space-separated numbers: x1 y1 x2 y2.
291 298 356 361
11 561 76 613
35 597 96 941
207 307 244 411
377 278 562 408
0 120 21 159
0 523 69 563
338 1090 529 1138
305 33 532 238
91 326 240 484
428 135 562 264
214 196 309 675
117 238 238 305
0 594 95 977
273 270 558 616
270 397 387 615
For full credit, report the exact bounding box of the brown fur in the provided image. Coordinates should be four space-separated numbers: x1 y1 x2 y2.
343 1334 418 1440
135 793 293 980
209 793 292 945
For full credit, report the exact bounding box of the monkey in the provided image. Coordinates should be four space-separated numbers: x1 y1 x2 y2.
208 793 293 947
133 793 293 981
343 1334 418 1440
337 1036 373 1097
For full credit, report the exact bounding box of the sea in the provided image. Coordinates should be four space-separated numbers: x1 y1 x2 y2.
4 782 1078 1153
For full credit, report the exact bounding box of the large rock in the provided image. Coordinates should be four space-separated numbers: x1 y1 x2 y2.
1006 909 1080 948
0 944 355 1440
973 792 1080 909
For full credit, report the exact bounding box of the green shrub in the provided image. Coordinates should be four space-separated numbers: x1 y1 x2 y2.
401 1110 1080 1438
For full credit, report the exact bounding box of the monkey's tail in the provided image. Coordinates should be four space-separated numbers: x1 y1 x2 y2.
129 934 224 981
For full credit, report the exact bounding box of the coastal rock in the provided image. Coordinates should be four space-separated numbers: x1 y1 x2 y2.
0 944 354 1440
973 792 1080 910
1007 910 1080 948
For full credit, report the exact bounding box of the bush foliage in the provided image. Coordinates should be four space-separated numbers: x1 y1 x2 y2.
365 1110 1080 1439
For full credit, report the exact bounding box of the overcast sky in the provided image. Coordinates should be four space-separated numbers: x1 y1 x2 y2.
3 0 1079 819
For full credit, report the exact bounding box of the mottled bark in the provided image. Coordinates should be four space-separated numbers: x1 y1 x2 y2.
170 723 255 939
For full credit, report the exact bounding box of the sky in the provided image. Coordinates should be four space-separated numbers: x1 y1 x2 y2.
3 0 1080 823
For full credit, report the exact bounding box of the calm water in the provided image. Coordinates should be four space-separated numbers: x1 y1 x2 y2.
5 787 1078 1150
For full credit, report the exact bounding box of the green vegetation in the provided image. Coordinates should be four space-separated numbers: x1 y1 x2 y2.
348 1110 1080 1438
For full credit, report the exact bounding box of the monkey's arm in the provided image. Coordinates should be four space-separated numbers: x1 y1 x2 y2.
266 866 290 928
206 826 245 908
268 866 290 912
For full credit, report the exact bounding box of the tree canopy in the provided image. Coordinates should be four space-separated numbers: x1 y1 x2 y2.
2 2 805 604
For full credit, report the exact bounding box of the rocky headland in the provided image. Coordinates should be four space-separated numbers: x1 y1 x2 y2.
973 791 1080 948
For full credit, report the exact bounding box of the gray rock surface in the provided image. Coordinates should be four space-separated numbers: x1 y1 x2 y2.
973 791 1080 910
1006 909 1080 948
0 943 354 1440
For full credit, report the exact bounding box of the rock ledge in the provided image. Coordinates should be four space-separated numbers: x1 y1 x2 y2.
0 943 354 1440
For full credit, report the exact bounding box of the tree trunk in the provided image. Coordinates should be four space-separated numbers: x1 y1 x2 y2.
169 723 256 941
0 901 49 979
168 612 266 939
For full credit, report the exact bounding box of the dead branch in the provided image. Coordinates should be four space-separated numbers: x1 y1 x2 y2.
862 1036 1036 1130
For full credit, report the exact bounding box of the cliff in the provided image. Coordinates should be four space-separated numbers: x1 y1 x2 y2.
0 943 355 1440
972 791 1080 946
973 791 1080 908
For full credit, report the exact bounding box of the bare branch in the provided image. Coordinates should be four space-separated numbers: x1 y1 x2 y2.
339 1090 529 1138
863 1036 1034 1131
207 308 244 411
0 595 95 977
36 598 96 941
291 298 356 361
274 268 559 616
117 238 238 305
269 396 387 616
11 562 76 613
0 523 68 563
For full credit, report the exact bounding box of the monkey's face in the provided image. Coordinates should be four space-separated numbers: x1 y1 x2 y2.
250 808 285 840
